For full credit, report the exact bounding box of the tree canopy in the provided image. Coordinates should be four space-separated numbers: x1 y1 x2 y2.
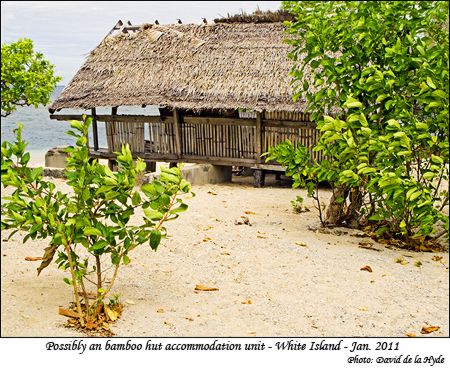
1 38 61 116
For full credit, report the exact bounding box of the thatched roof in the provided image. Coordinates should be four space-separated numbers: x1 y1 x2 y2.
51 22 306 113
214 9 295 23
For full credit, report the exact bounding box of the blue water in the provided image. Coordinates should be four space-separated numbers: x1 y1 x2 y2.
1 105 82 151
0 88 159 156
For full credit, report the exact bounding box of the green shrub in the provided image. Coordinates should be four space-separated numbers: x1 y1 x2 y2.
1 116 192 329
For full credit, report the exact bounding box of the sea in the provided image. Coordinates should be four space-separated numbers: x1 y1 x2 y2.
0 86 159 165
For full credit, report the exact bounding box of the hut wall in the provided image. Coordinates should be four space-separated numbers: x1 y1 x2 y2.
50 112 323 166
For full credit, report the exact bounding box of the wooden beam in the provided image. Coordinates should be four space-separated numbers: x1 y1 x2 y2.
251 163 286 171
172 108 182 156
255 111 263 162
91 108 99 151
50 114 167 124
50 114 314 129
88 148 257 167
263 119 316 128
183 116 255 127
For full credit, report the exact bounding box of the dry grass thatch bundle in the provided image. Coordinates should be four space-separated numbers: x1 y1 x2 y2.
213 9 295 24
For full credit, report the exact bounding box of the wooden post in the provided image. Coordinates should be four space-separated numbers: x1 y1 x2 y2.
91 108 99 151
108 106 119 170
253 169 265 188
173 108 182 156
255 111 263 163
145 161 156 172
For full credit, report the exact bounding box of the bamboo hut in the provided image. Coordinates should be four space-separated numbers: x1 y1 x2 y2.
49 16 322 186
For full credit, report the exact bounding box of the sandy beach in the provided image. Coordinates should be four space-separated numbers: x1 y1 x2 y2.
1 173 448 337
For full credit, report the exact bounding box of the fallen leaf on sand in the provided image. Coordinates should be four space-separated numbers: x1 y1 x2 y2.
104 305 118 322
156 308 165 314
432 256 443 262
25 256 44 261
421 326 440 334
295 241 308 247
257 235 267 239
202 237 212 242
418 245 433 252
241 299 252 305
395 258 409 265
207 191 217 195
195 284 219 292
58 307 80 319
360 265 373 272
244 211 256 215
125 299 136 305
235 216 251 226
358 241 382 252
86 320 95 330
359 240 373 247
405 333 417 337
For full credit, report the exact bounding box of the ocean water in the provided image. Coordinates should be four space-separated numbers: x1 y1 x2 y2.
0 88 159 164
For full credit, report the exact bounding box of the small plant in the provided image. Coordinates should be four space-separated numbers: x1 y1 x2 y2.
1 116 192 332
291 195 309 213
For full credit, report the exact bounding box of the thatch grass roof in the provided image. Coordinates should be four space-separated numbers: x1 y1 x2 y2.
51 22 307 113
214 9 295 23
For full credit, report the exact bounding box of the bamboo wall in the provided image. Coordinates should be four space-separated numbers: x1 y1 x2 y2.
50 111 323 166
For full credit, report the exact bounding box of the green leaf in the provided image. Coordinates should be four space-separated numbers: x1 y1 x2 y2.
423 172 435 181
91 240 108 251
132 191 142 206
30 167 43 181
83 227 102 237
144 208 164 221
426 77 436 89
149 229 162 251
431 90 446 99
344 97 363 109
111 254 120 266
170 203 188 214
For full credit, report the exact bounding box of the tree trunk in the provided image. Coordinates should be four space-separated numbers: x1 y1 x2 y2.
325 186 348 226
344 187 364 228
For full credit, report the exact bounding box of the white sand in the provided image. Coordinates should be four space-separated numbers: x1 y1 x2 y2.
1 175 448 337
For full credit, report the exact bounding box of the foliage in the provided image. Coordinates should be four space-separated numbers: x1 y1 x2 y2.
1 38 61 116
270 1 449 246
291 195 309 214
1 116 192 327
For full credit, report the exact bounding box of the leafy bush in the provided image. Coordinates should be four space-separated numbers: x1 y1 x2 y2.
1 116 192 329
268 1 449 247
1 38 61 117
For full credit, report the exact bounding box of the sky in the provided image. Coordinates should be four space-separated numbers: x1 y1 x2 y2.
1 1 282 84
